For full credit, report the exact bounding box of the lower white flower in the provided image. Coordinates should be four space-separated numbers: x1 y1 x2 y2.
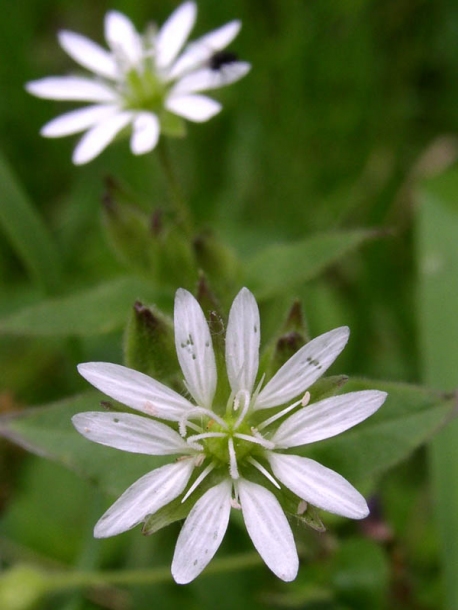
73 287 387 583
26 2 250 164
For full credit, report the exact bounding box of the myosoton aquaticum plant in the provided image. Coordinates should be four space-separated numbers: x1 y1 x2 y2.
73 287 387 584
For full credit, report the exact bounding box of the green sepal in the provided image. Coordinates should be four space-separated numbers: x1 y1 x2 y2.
308 374 349 402
101 181 158 275
123 301 178 380
155 224 197 288
160 111 186 138
295 503 327 533
195 275 231 410
260 299 309 379
193 231 242 296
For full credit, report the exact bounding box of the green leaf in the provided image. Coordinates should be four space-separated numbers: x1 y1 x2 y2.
244 229 379 299
302 378 456 483
0 150 61 293
416 167 458 610
0 393 168 497
0 277 166 337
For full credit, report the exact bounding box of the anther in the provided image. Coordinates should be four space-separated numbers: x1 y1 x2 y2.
301 391 311 407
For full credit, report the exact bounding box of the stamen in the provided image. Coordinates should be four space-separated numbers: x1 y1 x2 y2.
301 391 311 407
256 397 303 431
252 373 266 403
194 454 205 467
247 457 281 489
228 438 239 479
225 389 236 416
230 497 242 509
233 389 252 429
297 500 308 515
181 462 215 503
234 432 275 450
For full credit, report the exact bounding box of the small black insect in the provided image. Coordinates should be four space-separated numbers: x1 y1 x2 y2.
208 50 239 71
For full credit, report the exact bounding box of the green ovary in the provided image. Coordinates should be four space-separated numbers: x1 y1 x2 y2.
204 420 255 467
123 68 166 112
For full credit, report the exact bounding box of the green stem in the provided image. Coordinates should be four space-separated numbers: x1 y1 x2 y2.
46 551 261 592
156 139 193 236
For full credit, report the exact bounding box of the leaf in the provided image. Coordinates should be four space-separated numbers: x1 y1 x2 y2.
0 277 167 337
244 229 379 299
0 150 61 293
416 167 458 610
301 378 456 483
0 392 169 497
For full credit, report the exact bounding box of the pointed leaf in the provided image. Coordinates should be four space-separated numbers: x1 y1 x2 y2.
0 151 61 292
0 277 163 337
416 167 458 610
301 378 457 483
0 393 170 496
245 229 379 300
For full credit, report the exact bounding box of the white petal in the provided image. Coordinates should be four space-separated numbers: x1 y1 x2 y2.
40 104 117 137
255 327 350 410
77 362 194 422
174 289 216 409
166 94 221 122
238 479 298 581
130 112 160 154
268 453 369 519
105 11 143 66
72 111 132 164
155 1 197 70
225 288 260 395
169 20 241 80
72 411 191 455
271 390 387 448
94 460 194 537
25 76 117 102
58 30 118 79
171 63 250 95
172 479 231 584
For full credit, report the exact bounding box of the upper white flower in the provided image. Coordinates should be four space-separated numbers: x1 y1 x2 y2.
73 287 386 583
26 2 250 164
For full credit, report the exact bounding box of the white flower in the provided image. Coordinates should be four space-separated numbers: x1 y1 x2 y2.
26 2 250 164
73 288 386 583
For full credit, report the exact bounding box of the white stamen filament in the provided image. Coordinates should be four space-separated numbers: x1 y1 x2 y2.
181 462 216 504
252 373 265 403
234 432 275 450
247 456 281 489
228 437 239 479
233 389 251 429
256 396 304 431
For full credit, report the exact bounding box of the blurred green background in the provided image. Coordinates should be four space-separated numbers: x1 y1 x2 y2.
1 0 458 608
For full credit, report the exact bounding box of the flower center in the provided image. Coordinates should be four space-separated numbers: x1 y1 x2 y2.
203 419 254 466
183 391 274 482
122 67 166 112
